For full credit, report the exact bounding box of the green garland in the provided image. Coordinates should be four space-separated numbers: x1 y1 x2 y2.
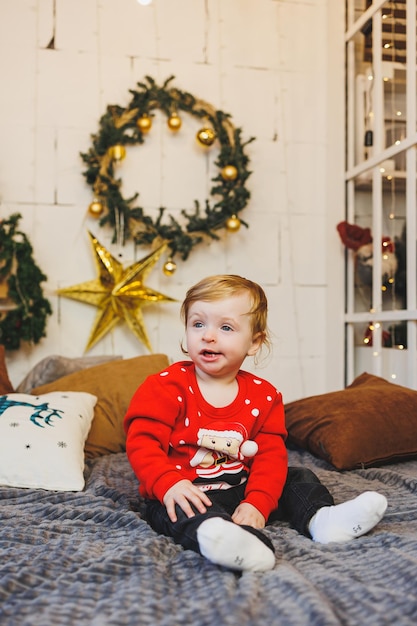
81 75 255 260
0 213 52 350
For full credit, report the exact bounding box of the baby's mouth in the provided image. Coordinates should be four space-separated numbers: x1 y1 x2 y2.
201 349 220 357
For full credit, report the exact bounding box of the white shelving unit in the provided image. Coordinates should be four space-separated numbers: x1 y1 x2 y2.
344 0 417 388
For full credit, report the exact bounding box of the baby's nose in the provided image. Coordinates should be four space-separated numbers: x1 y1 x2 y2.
202 328 216 341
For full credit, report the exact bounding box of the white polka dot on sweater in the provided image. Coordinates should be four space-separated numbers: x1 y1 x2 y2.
245 399 250 405
251 408 260 417
160 371 169 377
266 395 272 402
253 379 262 385
178 396 183 403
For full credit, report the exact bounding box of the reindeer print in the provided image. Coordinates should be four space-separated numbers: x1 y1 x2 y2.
0 395 64 427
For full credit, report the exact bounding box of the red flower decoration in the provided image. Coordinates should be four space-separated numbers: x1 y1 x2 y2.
337 221 373 251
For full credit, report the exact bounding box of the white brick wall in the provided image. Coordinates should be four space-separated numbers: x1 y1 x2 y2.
0 0 345 402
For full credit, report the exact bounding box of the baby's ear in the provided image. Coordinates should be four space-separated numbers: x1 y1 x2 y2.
247 332 264 356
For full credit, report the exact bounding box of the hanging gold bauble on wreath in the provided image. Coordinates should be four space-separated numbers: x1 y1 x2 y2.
167 112 182 131
225 215 242 233
81 75 255 270
196 127 217 147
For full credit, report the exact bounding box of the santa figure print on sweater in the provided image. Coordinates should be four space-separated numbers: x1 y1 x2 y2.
189 421 259 490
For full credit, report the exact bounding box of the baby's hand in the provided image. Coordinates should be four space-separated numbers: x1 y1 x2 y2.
232 502 266 529
163 479 212 522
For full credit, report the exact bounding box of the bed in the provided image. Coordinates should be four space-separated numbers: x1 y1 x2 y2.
1 349 417 626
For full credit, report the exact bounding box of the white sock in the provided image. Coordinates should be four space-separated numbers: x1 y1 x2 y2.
308 491 388 544
196 517 275 572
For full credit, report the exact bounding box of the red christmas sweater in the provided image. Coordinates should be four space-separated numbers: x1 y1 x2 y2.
124 361 288 520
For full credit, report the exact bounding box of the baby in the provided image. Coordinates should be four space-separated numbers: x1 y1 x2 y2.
124 275 387 571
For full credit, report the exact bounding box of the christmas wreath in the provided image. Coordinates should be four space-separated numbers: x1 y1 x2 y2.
81 75 255 271
0 213 52 350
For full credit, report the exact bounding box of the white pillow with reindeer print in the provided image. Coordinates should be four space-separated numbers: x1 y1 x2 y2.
0 391 97 491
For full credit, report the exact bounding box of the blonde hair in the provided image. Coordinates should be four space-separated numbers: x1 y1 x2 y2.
180 275 271 357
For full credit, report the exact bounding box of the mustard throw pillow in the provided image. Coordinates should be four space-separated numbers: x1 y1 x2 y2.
32 354 170 458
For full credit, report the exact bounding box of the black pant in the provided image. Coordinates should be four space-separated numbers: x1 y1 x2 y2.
145 467 334 555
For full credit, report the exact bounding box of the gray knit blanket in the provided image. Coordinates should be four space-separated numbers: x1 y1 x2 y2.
1 447 417 626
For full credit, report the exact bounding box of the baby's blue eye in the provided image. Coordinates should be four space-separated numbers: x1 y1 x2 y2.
221 325 233 332
194 321 204 328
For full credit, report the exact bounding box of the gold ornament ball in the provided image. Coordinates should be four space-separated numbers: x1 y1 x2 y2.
226 215 241 232
88 199 105 218
108 144 126 161
163 259 177 276
196 127 216 147
221 165 238 181
168 113 182 131
137 115 152 133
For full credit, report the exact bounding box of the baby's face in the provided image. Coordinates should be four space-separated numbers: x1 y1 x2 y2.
185 292 260 380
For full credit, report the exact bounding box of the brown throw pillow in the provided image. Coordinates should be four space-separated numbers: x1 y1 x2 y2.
0 345 14 395
32 354 170 459
285 372 417 470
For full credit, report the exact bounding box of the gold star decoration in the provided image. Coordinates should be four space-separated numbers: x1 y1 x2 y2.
57 232 176 352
